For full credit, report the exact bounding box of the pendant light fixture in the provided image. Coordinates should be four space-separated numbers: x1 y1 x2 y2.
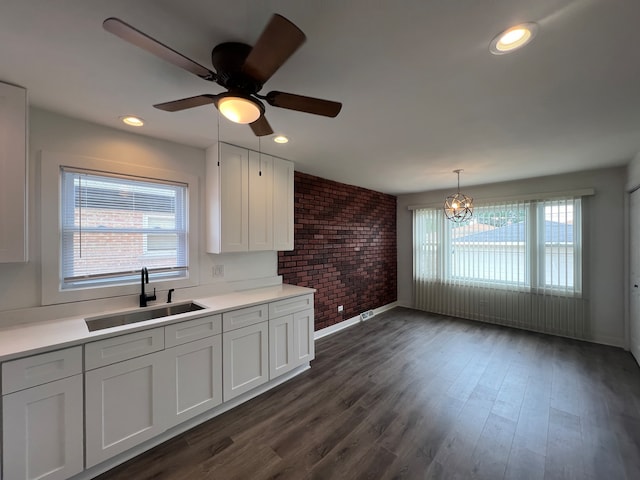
444 169 473 222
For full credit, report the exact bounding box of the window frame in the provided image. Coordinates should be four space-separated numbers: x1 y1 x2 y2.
41 151 199 305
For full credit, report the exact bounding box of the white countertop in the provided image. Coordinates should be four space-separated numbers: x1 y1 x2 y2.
0 284 314 362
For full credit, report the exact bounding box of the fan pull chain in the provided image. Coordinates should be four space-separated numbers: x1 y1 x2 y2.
216 110 220 166
259 137 262 176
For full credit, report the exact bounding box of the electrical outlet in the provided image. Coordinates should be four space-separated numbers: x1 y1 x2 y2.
212 265 225 278
338 305 344 312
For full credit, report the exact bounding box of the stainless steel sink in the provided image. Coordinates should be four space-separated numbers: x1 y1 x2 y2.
85 302 205 332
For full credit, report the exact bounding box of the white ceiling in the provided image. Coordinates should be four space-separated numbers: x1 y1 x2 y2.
1 0 639 195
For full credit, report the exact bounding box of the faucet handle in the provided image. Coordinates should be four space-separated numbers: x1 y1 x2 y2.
167 288 175 303
149 288 157 302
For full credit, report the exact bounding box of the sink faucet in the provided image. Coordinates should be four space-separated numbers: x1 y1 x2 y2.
140 267 156 307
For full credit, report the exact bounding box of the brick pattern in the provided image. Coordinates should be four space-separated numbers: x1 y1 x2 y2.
278 172 397 331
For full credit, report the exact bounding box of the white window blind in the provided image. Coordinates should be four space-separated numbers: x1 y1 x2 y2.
61 168 188 289
413 196 587 337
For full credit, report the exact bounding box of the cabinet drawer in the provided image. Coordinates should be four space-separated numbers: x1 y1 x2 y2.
85 328 164 370
2 346 82 394
165 314 222 348
222 304 268 332
269 294 314 319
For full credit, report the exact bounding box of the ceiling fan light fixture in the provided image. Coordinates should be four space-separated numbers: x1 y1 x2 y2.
217 94 263 124
490 22 538 55
119 115 144 127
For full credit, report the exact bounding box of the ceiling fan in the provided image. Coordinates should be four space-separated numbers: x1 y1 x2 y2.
103 14 342 136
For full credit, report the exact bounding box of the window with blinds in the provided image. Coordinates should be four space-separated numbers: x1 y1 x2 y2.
60 168 188 289
414 197 582 294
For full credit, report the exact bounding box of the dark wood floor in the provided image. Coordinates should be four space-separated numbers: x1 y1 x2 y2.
96 307 640 480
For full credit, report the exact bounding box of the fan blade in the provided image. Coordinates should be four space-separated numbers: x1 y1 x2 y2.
250 116 274 136
103 17 216 81
154 94 219 112
266 91 342 117
242 14 306 84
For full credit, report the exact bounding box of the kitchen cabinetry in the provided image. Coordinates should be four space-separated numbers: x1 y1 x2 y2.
273 157 295 251
293 308 315 365
269 313 295 379
2 347 83 480
205 142 294 253
166 315 223 428
206 142 249 253
84 330 168 468
0 288 314 478
0 81 28 263
222 304 269 401
249 150 273 250
268 294 315 379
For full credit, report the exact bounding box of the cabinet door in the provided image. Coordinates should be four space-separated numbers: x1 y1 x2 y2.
248 151 273 251
293 309 315 366
0 82 27 263
3 375 83 480
222 322 268 401
85 350 168 468
273 157 295 251
167 335 222 428
220 144 249 252
269 314 295 379
206 143 249 253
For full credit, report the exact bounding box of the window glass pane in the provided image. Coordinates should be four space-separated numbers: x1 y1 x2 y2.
542 199 577 289
61 169 188 288
449 204 528 285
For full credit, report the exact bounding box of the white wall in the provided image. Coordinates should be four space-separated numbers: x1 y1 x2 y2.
627 152 640 191
397 167 627 347
0 108 278 325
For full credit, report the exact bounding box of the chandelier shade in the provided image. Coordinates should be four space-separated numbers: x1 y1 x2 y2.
444 169 473 222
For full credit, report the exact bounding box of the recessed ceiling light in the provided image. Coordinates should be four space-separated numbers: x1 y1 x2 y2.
120 115 144 127
273 135 289 144
489 22 538 55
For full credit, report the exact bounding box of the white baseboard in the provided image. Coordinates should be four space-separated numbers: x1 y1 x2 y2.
587 333 627 349
314 301 398 340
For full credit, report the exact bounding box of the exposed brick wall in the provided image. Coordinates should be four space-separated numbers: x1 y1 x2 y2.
278 172 397 331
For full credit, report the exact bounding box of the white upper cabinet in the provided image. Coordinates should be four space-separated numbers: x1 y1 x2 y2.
273 157 295 251
206 143 249 253
248 150 273 251
206 142 294 253
0 82 27 263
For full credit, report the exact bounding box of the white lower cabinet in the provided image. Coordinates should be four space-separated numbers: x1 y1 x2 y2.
293 309 315 365
85 350 168 468
269 308 315 380
223 321 269 401
167 335 223 428
1 292 314 478
269 314 295 379
2 375 83 480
